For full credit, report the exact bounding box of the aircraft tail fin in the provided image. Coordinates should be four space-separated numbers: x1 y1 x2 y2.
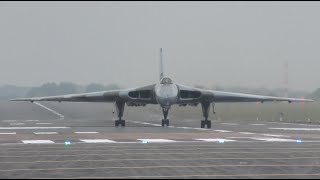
159 48 164 80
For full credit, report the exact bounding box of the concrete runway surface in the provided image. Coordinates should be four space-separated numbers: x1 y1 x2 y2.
1 101 320 178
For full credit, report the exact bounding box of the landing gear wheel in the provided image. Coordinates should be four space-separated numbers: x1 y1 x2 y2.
201 120 205 128
121 120 125 127
207 120 211 129
115 120 119 127
166 119 169 126
161 119 165 127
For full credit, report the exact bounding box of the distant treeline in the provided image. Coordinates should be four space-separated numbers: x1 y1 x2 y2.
0 82 319 101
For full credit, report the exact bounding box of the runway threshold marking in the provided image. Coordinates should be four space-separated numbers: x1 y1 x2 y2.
22 140 55 144
33 102 64 119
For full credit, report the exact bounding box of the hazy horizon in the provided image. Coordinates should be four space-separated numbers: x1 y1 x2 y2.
0 1 319 91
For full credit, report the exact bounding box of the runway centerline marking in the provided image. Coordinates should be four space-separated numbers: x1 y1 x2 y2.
195 138 236 142
0 132 16 134
260 134 290 137
126 120 232 132
10 123 25 125
138 139 176 143
249 124 265 126
33 132 58 135
270 128 320 131
239 132 255 135
22 140 55 144
74 132 99 134
214 130 232 133
249 137 296 142
80 139 116 143
221 123 238 125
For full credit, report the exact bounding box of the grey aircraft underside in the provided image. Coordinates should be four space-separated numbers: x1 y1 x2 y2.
11 49 313 128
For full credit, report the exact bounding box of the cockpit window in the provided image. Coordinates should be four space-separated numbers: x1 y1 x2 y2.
160 77 173 84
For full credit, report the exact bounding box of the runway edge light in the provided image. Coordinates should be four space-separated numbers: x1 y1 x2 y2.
64 140 72 146
296 139 302 144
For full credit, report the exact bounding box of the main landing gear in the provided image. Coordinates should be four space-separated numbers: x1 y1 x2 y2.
161 107 170 127
114 101 125 127
201 101 212 128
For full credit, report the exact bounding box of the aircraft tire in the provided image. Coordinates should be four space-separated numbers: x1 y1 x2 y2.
207 121 211 128
115 120 119 127
201 120 205 128
121 120 125 127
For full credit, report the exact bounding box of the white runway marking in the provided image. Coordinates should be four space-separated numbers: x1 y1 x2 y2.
260 133 290 137
178 127 193 129
270 128 320 131
150 124 162 127
193 128 210 131
26 120 39 122
239 132 255 135
3 120 17 122
36 123 52 125
0 127 69 130
267 121 320 127
214 130 232 133
195 138 236 142
250 124 265 126
22 140 55 144
249 137 296 142
0 132 16 134
10 123 25 125
33 132 58 134
138 139 176 143
221 123 238 125
33 102 64 119
80 139 115 143
74 132 99 134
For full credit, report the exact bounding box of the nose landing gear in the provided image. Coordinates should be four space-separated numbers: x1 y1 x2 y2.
161 107 170 127
200 101 212 128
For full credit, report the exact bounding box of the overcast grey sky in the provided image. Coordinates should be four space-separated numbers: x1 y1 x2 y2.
0 1 319 91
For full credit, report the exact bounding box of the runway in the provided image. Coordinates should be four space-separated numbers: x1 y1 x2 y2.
1 101 320 178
